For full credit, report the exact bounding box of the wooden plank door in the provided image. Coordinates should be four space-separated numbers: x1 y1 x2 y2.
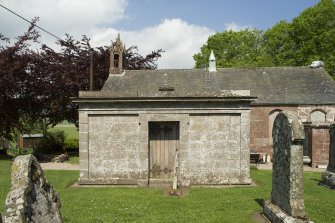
149 122 179 180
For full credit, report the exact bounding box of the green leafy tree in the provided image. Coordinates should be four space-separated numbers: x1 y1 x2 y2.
290 0 335 74
194 0 335 75
193 29 267 68
262 21 296 66
263 0 335 74
0 20 163 140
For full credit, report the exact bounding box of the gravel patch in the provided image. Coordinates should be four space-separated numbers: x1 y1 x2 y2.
40 162 79 170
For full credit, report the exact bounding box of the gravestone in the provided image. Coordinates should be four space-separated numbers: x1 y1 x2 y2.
263 111 311 223
2 155 63 223
320 124 335 189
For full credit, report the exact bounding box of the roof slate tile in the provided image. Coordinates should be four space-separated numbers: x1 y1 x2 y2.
99 67 335 105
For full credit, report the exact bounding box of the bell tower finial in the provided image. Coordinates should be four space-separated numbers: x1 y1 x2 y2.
109 33 125 74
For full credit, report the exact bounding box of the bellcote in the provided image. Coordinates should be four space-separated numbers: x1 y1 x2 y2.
109 34 126 74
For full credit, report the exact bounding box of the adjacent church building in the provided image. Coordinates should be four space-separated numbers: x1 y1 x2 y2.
74 36 335 186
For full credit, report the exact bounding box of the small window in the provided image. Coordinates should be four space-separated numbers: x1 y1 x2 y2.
114 54 119 68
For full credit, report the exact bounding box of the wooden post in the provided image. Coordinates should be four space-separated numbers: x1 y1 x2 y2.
172 147 179 190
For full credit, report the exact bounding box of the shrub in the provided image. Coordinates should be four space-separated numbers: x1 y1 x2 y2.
34 131 66 155
64 138 79 154
6 147 33 157
65 138 79 149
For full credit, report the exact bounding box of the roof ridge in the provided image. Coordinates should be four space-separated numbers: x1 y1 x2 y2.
124 66 322 72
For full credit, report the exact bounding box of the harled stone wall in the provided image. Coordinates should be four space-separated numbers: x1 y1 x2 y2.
180 113 250 185
78 100 252 186
88 115 145 183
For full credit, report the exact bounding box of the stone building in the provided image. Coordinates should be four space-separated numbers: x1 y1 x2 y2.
17 134 44 149
74 39 256 186
247 67 335 167
74 36 335 186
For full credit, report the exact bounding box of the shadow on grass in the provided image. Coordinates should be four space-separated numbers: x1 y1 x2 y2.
255 198 265 208
310 178 321 183
0 154 13 160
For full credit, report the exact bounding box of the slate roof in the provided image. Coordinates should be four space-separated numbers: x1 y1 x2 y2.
98 66 335 105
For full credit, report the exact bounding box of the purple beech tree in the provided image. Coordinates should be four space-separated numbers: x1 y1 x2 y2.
0 20 163 140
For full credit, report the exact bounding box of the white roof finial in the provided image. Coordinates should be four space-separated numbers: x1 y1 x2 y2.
209 50 215 60
208 50 216 72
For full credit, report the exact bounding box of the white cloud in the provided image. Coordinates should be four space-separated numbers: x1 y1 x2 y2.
91 19 214 68
0 0 127 40
0 0 214 68
224 22 252 31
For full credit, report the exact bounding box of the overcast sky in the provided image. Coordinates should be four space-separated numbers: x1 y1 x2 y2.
0 0 319 68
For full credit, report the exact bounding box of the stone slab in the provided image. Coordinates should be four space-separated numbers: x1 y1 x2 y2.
263 201 312 223
320 170 335 189
2 155 62 223
264 112 311 223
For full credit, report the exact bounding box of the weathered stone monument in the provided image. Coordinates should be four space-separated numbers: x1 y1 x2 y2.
2 155 63 223
263 111 311 223
320 123 335 189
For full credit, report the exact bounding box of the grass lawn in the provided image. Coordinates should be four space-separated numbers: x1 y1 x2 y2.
0 158 334 223
50 123 78 140
65 155 79 165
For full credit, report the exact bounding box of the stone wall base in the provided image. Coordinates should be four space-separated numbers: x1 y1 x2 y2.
78 177 252 187
320 171 335 189
263 201 312 223
78 178 139 185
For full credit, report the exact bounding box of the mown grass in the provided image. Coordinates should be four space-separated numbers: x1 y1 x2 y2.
65 155 79 165
50 123 78 140
0 157 11 212
0 158 334 223
50 122 79 156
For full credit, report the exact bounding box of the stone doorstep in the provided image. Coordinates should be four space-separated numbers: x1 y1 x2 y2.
263 201 313 223
148 179 172 187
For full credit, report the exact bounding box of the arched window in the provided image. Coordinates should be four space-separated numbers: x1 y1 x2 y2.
114 54 119 68
310 110 326 123
269 109 282 145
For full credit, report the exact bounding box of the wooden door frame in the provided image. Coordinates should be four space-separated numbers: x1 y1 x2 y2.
148 121 180 186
